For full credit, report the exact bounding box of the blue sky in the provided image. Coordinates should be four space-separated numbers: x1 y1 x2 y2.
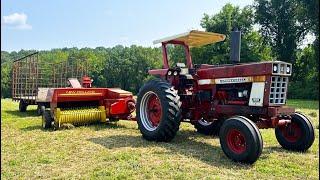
1 0 254 52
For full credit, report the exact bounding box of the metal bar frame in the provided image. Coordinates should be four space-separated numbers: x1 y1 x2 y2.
12 52 90 104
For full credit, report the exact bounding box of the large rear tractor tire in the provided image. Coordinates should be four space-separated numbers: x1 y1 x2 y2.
19 100 27 112
42 110 53 129
194 118 223 136
219 116 263 164
137 79 182 142
275 112 315 151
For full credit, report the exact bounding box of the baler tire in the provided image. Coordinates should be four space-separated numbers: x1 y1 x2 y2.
42 110 53 129
275 112 315 151
194 118 223 136
19 100 27 112
219 116 263 164
137 79 182 142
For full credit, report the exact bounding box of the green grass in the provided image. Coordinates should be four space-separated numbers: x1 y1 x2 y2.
287 99 319 110
1 98 319 179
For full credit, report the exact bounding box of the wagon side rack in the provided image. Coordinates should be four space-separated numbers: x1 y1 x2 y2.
11 52 89 114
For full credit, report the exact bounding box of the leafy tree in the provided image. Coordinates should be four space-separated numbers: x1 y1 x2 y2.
288 46 318 99
195 3 273 65
254 0 312 63
1 62 12 98
255 0 318 99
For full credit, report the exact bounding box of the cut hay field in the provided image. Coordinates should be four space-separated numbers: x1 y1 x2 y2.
1 99 319 179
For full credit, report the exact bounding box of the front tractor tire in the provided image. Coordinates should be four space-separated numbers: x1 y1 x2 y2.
275 112 315 151
137 79 182 142
219 116 263 164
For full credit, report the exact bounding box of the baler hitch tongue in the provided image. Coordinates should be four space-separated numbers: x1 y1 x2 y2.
54 106 106 128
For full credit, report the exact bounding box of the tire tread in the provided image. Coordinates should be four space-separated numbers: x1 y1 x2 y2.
137 79 181 142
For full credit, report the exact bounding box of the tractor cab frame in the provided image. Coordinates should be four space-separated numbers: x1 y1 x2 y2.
149 30 226 76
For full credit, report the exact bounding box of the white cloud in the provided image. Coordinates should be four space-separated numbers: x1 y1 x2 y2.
2 13 32 30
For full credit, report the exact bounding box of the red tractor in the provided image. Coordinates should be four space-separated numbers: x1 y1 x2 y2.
136 29 315 164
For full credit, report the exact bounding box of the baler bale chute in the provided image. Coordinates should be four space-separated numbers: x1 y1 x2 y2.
42 77 136 129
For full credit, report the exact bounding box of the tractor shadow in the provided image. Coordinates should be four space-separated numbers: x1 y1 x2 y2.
88 122 137 131
263 146 296 154
88 130 252 168
21 125 44 131
4 109 39 118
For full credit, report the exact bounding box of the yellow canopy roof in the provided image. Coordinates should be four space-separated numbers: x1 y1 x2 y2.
153 30 226 47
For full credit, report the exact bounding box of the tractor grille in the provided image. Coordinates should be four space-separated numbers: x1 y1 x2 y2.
269 76 288 105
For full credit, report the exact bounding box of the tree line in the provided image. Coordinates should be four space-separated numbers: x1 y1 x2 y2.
1 1 318 99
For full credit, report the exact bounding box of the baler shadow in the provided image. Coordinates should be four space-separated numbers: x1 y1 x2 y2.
88 122 136 131
20 121 134 132
4 110 39 118
21 125 44 131
88 132 251 168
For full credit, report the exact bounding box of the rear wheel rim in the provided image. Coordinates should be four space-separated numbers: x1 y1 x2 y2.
280 122 302 143
140 91 162 131
226 129 246 154
198 119 213 126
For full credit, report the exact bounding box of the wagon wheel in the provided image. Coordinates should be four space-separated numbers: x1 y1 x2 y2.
36 105 45 116
137 79 182 142
19 100 27 112
42 110 53 129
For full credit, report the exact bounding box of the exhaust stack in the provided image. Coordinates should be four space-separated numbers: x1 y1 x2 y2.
230 28 241 64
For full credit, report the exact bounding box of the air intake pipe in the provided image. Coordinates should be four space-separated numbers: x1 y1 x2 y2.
230 27 241 64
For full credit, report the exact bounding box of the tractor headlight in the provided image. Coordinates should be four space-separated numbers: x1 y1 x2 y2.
273 65 278 73
167 71 172 76
173 71 178 76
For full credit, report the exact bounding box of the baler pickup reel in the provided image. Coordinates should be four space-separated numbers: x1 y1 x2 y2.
54 106 107 127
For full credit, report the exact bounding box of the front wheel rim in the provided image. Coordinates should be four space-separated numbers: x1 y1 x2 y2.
140 91 162 131
226 129 246 154
280 122 302 143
